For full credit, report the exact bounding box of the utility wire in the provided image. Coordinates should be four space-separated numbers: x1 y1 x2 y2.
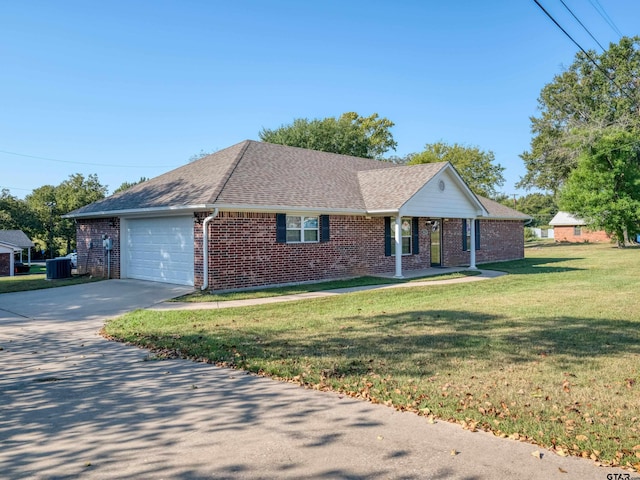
532 0 635 103
0 149 177 169
587 0 623 38
558 0 605 51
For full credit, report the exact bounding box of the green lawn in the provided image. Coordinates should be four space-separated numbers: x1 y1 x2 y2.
104 243 640 471
172 270 481 303
0 266 101 293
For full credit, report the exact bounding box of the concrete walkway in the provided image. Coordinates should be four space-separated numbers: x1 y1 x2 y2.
150 269 506 311
0 278 625 479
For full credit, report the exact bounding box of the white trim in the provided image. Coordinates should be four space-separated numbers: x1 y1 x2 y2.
468 218 477 270
394 212 403 278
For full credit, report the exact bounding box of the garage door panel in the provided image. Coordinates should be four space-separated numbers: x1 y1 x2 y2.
124 217 194 286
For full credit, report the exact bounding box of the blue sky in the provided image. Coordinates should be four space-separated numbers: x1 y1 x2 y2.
1 1 638 200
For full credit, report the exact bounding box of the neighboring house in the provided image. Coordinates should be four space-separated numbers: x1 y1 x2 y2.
0 230 35 266
0 241 18 276
65 140 530 290
549 211 610 243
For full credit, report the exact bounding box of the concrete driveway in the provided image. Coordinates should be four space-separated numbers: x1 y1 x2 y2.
0 280 623 479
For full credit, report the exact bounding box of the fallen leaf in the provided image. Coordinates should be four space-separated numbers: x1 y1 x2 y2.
377 435 384 441
575 434 588 442
531 450 542 459
558 467 568 473
556 448 568 457
450 449 458 456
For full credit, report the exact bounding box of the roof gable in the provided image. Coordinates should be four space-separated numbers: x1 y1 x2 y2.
549 211 585 226
358 162 447 211
0 230 34 248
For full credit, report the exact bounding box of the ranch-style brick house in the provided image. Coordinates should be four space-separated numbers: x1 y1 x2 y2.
65 140 530 290
549 211 610 243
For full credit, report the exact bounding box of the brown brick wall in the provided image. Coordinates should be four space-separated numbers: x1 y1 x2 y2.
553 226 610 243
442 219 525 267
76 213 526 289
0 253 10 276
196 212 432 291
76 218 120 278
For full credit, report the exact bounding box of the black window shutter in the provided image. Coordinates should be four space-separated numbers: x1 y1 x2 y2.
412 217 419 254
462 219 468 251
276 214 286 243
475 219 481 250
320 215 330 242
384 217 391 256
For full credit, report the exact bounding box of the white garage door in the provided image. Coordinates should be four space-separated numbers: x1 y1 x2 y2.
124 216 194 286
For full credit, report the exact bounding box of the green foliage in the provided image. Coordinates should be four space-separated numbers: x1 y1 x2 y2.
559 129 640 245
259 112 397 159
21 174 107 257
187 150 213 163
520 36 640 193
0 189 38 236
407 142 505 198
515 193 558 227
113 177 149 195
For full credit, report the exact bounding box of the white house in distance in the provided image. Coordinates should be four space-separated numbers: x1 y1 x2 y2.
0 230 34 277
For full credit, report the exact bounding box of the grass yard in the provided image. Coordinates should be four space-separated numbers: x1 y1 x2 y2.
172 270 481 303
0 266 101 293
104 243 640 471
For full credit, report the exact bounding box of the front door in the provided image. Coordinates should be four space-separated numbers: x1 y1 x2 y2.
430 219 441 267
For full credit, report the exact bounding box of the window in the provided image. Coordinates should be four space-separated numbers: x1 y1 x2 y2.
276 214 329 244
574 226 582 236
286 215 318 243
462 219 481 251
384 217 419 256
391 218 412 255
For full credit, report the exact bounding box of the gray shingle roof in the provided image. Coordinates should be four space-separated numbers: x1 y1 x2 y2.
66 140 529 221
476 196 531 220
0 230 34 248
358 162 448 211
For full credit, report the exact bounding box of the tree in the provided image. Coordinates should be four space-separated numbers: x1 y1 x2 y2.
24 185 57 257
407 142 505 198
559 129 640 246
113 177 149 194
0 189 37 234
56 174 107 253
514 193 558 227
519 36 640 193
188 150 213 163
259 112 397 159
24 174 107 257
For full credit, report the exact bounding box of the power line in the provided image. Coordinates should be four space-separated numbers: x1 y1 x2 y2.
558 0 605 51
587 0 623 38
0 185 32 192
532 0 635 103
0 149 177 169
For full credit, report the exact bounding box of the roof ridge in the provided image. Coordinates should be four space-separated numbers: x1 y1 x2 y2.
207 140 253 204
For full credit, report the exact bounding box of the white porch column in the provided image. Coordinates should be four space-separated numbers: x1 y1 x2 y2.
468 218 477 270
394 213 403 278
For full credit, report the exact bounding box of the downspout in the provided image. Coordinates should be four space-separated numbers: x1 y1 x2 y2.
200 208 219 291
